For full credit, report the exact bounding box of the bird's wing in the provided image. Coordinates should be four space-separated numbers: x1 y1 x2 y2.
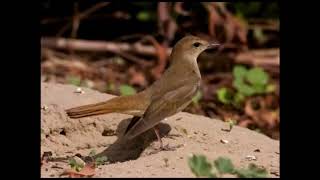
124 83 198 139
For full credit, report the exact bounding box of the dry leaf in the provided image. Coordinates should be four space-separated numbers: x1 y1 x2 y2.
61 163 95 178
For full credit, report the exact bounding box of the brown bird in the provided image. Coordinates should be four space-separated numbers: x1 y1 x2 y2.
66 35 219 149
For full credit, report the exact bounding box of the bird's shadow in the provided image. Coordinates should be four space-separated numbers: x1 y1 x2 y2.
94 118 171 163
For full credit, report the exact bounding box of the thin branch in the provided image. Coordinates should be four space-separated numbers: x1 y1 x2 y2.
41 37 172 56
56 2 110 37
41 37 154 67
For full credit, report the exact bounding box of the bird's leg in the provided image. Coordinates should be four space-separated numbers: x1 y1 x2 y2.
153 125 176 151
153 126 163 149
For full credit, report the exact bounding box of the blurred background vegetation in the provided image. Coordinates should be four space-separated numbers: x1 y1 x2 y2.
41 2 279 139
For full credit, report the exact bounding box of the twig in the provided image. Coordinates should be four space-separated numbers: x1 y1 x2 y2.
234 49 279 67
41 37 154 67
42 37 172 57
57 2 110 37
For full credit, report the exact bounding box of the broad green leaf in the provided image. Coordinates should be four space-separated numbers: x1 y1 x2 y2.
233 65 248 80
246 67 269 86
252 84 267 94
214 157 235 174
236 163 268 178
188 154 214 177
233 80 256 96
217 88 233 104
192 91 202 105
119 85 136 96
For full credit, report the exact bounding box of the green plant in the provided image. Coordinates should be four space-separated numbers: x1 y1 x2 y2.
188 154 268 178
87 150 108 166
68 157 84 172
227 119 237 131
119 84 136 96
95 156 108 166
217 65 275 108
188 154 216 177
192 90 203 105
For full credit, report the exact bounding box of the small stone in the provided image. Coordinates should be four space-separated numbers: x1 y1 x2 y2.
220 139 229 144
75 87 84 94
245 155 257 161
41 105 48 111
73 156 86 167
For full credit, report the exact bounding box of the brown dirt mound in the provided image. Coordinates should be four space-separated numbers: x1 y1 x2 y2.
41 82 279 177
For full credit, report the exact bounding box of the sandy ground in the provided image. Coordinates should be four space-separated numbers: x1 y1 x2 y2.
41 82 279 178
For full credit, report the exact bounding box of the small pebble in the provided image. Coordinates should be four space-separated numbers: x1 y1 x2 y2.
245 155 257 161
41 105 48 111
73 156 86 167
220 139 229 144
75 87 84 94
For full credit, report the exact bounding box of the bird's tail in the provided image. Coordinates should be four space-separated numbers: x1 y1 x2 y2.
66 93 149 118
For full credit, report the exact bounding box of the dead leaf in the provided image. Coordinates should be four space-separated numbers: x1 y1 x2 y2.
61 163 95 178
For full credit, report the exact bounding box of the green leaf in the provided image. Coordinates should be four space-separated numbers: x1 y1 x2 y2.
227 119 237 131
233 65 248 80
233 92 245 105
246 67 269 86
188 154 214 177
68 158 84 172
252 84 266 94
67 76 81 86
192 91 202 105
137 11 151 21
95 156 108 166
214 157 235 174
88 149 96 157
233 80 256 96
119 85 136 96
235 163 268 178
217 88 233 104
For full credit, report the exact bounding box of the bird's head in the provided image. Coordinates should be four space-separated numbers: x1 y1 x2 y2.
170 35 219 64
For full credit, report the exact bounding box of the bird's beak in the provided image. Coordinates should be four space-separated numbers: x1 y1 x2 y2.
207 42 220 49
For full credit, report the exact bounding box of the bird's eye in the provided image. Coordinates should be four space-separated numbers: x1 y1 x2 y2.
193 42 201 47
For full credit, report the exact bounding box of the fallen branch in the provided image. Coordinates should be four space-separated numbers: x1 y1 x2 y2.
234 48 279 67
41 37 154 66
42 37 279 69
